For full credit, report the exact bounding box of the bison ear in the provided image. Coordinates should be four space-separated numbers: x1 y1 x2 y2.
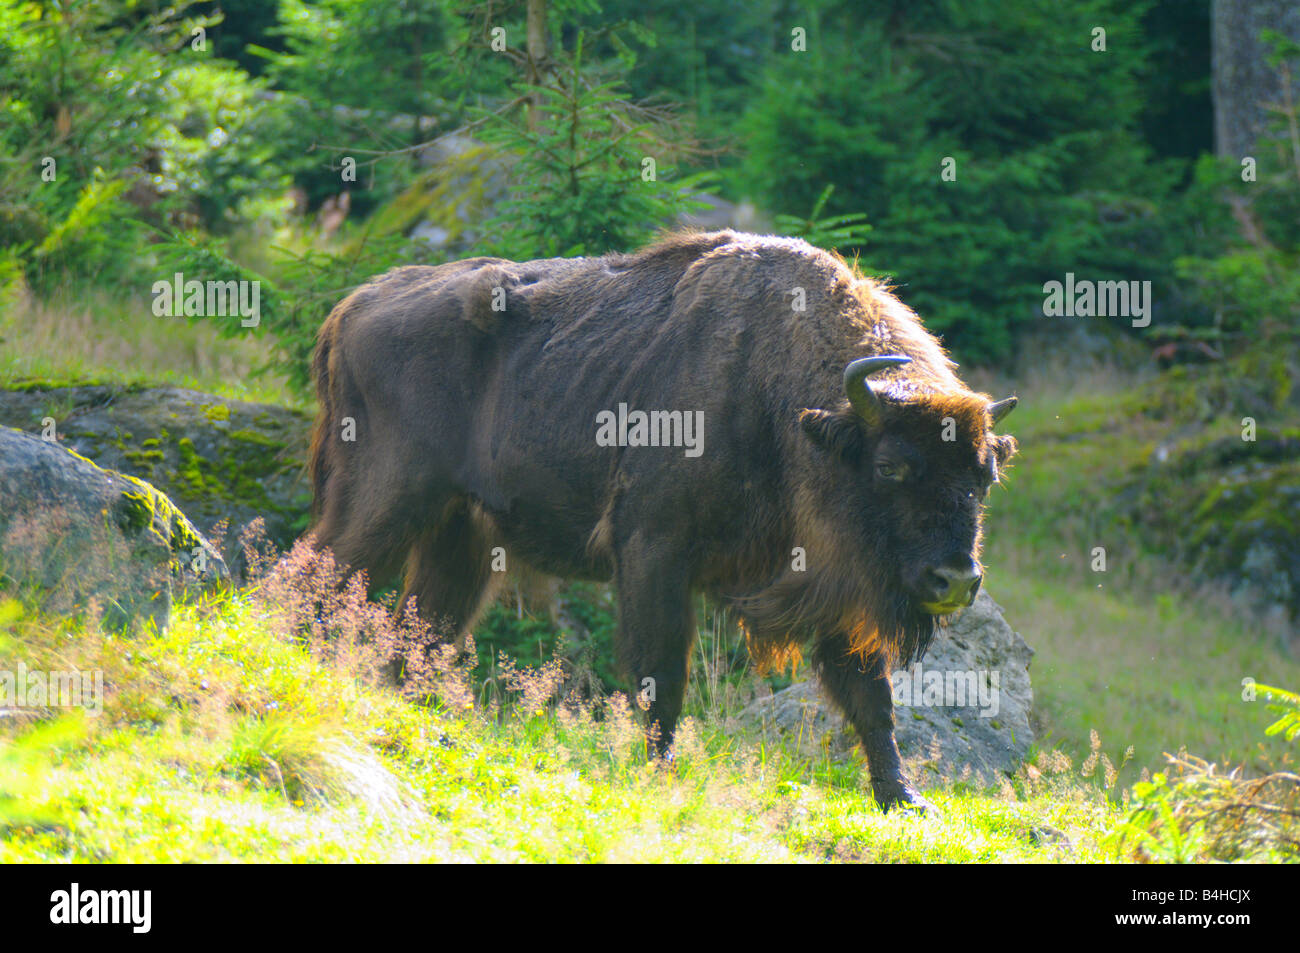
992 433 1018 466
800 408 864 463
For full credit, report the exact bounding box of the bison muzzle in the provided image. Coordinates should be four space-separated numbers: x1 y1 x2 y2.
308 230 1018 812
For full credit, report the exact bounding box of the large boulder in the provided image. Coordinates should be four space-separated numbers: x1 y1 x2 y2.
735 589 1034 787
0 383 311 570
0 426 227 630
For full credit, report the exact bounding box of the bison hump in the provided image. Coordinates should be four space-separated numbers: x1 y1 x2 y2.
455 263 531 332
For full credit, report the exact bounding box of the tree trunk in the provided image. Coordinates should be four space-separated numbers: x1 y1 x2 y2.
1212 0 1300 158
526 0 548 132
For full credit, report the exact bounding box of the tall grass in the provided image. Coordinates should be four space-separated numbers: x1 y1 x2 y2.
0 537 1130 863
0 287 297 406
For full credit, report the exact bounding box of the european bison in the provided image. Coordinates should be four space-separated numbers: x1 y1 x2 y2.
308 230 1017 811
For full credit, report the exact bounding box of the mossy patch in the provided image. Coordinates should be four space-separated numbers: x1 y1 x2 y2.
115 477 206 561
176 437 209 497
228 428 285 449
988 345 1300 618
0 375 149 394
167 429 298 524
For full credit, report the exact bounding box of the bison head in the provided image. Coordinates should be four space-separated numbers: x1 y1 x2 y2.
800 355 1018 622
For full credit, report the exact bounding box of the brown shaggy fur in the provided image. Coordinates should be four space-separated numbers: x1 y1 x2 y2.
307 229 1018 810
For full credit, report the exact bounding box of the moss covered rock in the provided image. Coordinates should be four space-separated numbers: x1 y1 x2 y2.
0 383 311 571
988 338 1299 626
0 425 227 630
376 136 504 253
1130 432 1300 618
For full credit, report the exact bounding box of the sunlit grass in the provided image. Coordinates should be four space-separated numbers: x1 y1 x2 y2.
0 289 299 407
0 585 1134 863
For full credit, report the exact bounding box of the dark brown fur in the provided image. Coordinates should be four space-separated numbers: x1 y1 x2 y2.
308 230 1017 810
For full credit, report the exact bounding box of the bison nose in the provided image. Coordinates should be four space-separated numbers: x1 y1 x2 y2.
927 565 982 608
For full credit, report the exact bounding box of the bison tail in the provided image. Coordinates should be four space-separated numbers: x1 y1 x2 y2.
307 322 335 523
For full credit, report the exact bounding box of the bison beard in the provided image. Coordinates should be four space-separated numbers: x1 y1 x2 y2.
307 229 1017 814
736 557 940 672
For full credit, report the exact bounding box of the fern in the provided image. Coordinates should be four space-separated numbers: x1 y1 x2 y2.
32 178 129 262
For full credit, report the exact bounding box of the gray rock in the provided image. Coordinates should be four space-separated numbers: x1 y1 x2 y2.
0 425 227 630
0 384 311 571
735 589 1034 787
675 193 771 233
399 133 774 252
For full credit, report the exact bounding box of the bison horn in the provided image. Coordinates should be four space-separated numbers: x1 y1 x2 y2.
843 355 911 428
988 396 1018 426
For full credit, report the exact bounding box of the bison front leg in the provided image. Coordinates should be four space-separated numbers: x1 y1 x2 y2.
612 540 696 758
812 637 933 814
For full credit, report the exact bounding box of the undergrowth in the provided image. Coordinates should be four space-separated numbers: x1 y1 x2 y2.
0 534 1294 863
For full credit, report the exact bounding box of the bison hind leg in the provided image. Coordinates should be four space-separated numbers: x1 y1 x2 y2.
611 540 696 758
399 498 502 651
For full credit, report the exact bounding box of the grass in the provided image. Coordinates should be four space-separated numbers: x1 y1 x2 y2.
0 584 1128 863
0 288 299 407
1 528 1294 863
985 543 1298 786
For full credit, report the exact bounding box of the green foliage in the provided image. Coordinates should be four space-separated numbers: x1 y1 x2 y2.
25 176 133 292
0 0 288 292
587 0 775 125
1107 746 1300 863
248 0 510 216
773 184 871 256
1108 770 1208 862
0 0 1254 376
735 0 1194 363
258 0 459 118
195 0 289 75
1256 684 1300 743
476 34 710 259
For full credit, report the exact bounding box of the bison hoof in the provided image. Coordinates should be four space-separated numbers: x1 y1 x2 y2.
872 781 934 815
